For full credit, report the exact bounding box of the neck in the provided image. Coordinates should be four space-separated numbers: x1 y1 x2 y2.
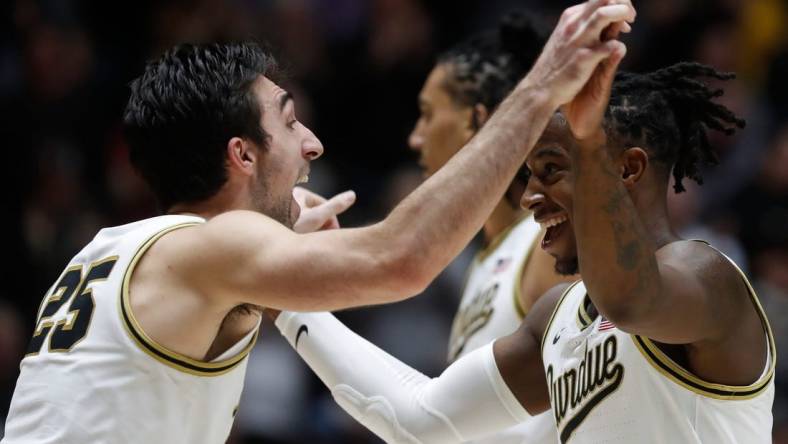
483 199 525 244
634 187 680 249
168 186 250 220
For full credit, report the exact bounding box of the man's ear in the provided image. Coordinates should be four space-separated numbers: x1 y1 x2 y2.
620 147 648 187
227 137 257 176
470 103 490 131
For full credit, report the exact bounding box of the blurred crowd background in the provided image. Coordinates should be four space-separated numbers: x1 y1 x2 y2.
1 0 787 442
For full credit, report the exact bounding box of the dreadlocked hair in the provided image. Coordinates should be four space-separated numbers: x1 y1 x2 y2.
437 11 547 114
606 62 746 193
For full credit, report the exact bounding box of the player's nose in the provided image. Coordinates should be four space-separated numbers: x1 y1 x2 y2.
302 129 324 160
520 186 546 211
408 123 424 151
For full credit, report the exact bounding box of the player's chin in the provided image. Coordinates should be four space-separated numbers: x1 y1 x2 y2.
554 256 579 276
542 227 577 269
549 232 579 276
419 159 439 178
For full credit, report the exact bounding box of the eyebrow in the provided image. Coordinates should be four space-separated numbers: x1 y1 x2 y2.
533 146 565 159
278 91 294 113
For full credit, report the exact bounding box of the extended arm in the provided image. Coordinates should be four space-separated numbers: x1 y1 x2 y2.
178 84 558 312
275 312 537 444
272 285 566 443
171 0 636 312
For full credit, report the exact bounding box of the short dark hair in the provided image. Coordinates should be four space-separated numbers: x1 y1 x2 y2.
437 11 548 115
123 42 279 210
606 62 746 193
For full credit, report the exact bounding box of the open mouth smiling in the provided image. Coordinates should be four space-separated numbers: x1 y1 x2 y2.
537 213 568 249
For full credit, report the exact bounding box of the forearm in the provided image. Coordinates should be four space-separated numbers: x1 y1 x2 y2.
571 138 661 323
275 311 530 444
380 85 556 285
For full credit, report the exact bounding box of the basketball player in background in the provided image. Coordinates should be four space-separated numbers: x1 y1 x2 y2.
409 12 573 444
1 0 636 442
274 63 774 442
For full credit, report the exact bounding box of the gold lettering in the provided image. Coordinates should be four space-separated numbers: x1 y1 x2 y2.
448 283 499 360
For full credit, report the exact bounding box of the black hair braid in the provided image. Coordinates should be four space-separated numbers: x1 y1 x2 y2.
437 11 547 112
607 62 746 193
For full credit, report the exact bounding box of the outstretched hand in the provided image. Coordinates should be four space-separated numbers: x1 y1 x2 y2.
525 0 635 140
292 187 356 233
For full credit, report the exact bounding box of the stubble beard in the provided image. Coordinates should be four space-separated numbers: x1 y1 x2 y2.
251 181 295 229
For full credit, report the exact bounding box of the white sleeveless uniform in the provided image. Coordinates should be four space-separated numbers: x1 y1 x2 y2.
448 214 558 444
3 215 259 444
541 261 775 443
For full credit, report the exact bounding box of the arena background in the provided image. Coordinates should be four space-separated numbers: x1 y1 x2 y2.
0 0 786 442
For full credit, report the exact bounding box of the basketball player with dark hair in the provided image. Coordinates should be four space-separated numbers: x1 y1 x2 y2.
410 12 573 444
1 0 636 442
274 62 773 443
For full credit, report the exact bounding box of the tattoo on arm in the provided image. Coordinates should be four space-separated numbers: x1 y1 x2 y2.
596 155 644 272
612 220 642 271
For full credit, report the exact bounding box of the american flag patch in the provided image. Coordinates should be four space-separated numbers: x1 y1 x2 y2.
493 257 512 274
598 317 615 331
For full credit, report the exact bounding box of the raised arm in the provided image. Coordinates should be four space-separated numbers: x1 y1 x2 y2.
567 62 751 346
169 0 636 312
569 132 752 345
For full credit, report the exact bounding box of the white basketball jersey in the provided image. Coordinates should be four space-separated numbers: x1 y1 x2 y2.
541 273 775 443
3 215 259 444
448 214 557 444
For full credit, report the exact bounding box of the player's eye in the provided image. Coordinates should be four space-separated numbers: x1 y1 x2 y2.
544 163 559 176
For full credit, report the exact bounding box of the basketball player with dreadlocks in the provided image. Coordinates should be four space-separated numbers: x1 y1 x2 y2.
411 13 573 444
273 61 774 444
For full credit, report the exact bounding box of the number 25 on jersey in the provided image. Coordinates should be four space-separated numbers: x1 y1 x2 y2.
26 256 118 356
